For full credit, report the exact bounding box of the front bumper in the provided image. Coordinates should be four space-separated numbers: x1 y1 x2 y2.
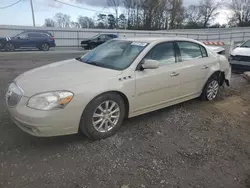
6 96 80 137
230 60 250 71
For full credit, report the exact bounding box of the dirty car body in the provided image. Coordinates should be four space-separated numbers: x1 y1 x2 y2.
6 37 231 140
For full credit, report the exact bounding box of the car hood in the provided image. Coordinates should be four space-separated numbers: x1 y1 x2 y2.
231 47 250 56
15 59 122 97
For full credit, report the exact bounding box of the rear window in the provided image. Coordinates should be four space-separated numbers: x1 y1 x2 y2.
28 32 51 38
177 42 204 61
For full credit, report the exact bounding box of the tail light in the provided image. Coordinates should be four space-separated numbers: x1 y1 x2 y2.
50 36 55 40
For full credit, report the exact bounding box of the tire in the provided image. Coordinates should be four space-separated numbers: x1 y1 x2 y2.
40 43 50 51
4 43 15 52
201 75 220 101
79 93 125 140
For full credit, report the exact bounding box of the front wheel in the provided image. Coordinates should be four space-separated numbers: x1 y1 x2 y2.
79 93 125 140
201 76 220 101
5 43 15 52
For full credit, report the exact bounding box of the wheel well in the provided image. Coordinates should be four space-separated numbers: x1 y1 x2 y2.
42 42 49 45
210 71 225 86
113 91 129 118
88 91 130 118
5 42 14 46
109 91 129 118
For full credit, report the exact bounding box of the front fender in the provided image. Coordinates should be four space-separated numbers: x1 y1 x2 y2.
71 73 135 119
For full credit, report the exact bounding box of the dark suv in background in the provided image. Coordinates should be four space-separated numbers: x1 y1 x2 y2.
0 30 56 51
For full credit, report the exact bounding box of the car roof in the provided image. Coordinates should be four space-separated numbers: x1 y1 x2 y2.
116 37 200 44
22 30 51 34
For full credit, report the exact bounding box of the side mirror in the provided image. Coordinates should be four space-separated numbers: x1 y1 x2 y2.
142 59 160 70
97 37 101 41
17 36 20 39
236 43 241 47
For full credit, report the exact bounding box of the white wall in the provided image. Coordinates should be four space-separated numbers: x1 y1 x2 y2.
0 25 249 47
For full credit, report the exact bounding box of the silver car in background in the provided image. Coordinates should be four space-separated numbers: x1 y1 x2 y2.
6 37 231 140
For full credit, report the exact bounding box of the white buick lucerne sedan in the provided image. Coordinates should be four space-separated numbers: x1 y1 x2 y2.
6 37 231 140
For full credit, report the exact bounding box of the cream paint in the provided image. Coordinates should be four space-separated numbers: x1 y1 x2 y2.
7 37 231 137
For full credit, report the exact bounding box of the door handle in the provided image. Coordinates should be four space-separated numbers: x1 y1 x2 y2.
170 72 180 77
202 65 209 69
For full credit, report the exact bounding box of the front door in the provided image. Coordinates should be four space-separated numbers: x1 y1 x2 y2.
14 33 31 48
97 35 107 46
176 41 217 97
134 42 182 113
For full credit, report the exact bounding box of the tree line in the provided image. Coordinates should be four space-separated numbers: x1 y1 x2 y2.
44 0 250 30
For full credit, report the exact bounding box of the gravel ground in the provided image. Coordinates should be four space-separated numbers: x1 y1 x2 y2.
0 52 250 188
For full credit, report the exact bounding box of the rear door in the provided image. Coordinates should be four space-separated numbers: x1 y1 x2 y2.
28 32 45 47
14 32 30 48
176 41 217 97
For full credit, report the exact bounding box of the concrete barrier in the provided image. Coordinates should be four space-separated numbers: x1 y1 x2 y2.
0 25 250 47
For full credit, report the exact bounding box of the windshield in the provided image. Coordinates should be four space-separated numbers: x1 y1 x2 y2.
80 40 148 70
241 40 250 48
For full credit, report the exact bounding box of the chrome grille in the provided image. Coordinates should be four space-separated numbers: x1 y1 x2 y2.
232 55 250 62
6 83 23 107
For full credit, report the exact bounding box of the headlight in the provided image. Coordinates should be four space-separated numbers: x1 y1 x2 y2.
27 91 74 110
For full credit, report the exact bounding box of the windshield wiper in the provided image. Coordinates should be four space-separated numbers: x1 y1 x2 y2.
87 61 118 70
86 61 101 66
76 58 117 70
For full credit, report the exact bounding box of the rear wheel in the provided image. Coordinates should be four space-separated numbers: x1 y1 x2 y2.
40 43 50 51
4 43 15 52
79 93 125 140
201 75 220 101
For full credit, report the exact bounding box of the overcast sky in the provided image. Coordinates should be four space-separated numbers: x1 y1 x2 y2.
0 0 231 26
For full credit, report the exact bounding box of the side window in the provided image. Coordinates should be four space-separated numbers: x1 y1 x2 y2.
28 33 42 38
99 35 106 40
177 42 203 61
105 35 113 40
18 33 29 39
145 42 176 65
41 33 50 38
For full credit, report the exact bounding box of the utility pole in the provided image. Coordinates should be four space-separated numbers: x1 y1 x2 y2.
30 0 36 26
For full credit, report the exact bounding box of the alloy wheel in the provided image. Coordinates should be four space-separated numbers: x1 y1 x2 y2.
207 80 219 100
92 100 120 133
41 44 49 51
